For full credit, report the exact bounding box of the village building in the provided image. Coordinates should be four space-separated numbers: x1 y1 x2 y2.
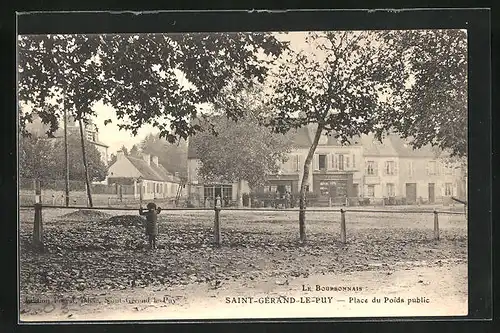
25 114 110 165
187 123 467 207
107 151 185 200
359 134 466 204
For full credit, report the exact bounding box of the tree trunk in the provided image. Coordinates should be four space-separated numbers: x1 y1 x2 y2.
237 180 243 208
298 124 324 242
78 119 93 208
63 104 70 207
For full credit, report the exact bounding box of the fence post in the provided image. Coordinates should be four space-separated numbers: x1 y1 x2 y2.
433 210 440 240
340 208 346 244
33 180 43 249
329 197 332 208
214 196 222 246
52 194 56 206
108 197 111 207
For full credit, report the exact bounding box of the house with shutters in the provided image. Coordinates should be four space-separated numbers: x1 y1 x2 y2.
187 123 363 206
107 150 185 200
187 122 466 206
359 134 466 204
262 124 363 204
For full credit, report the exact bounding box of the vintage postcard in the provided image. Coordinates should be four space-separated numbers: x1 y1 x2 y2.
17 13 470 322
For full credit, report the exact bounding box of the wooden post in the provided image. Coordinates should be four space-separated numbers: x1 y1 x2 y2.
433 210 440 240
33 180 43 249
214 195 222 246
340 208 346 244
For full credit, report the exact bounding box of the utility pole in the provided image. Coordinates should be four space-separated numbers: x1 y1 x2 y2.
78 119 93 207
63 103 70 207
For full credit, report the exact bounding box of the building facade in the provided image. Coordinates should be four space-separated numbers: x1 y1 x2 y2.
107 151 185 200
186 123 467 206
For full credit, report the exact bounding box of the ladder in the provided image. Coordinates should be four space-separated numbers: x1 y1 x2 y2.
175 179 186 207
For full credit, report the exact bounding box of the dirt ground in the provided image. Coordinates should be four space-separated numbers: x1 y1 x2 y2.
18 207 467 321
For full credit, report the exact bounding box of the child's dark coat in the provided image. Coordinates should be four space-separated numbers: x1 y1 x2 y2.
139 207 161 236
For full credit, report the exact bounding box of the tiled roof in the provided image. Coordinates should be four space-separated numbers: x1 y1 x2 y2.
186 120 436 159
127 155 182 183
387 135 437 158
127 156 164 181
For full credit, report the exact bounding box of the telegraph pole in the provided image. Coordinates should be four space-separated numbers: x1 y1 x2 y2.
79 119 93 207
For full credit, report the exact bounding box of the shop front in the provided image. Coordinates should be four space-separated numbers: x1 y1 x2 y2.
312 172 354 203
263 174 300 197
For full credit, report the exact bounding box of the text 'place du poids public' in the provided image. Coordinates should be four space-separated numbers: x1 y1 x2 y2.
349 296 431 305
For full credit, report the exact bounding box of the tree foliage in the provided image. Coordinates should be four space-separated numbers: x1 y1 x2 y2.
379 30 467 158
264 31 408 241
140 133 188 175
194 95 293 190
264 30 467 241
18 33 287 142
19 134 108 182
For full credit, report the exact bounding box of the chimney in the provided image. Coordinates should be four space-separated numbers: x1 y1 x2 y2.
152 156 159 167
116 150 125 161
142 153 151 166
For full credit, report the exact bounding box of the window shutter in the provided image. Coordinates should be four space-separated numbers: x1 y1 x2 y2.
297 155 301 172
352 154 356 168
365 161 369 174
373 162 378 176
437 162 443 176
346 156 350 169
313 154 319 171
426 162 430 175
334 154 338 170
394 161 398 175
384 161 388 175
326 153 332 170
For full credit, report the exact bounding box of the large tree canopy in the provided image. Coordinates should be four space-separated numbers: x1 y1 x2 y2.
263 30 467 242
18 33 288 141
194 110 293 191
264 31 409 241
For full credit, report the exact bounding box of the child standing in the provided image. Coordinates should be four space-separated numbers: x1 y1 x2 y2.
139 202 161 250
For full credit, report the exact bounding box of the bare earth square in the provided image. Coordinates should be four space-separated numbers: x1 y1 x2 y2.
19 207 467 321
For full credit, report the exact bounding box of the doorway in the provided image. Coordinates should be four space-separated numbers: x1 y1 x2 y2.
428 183 435 203
406 183 417 204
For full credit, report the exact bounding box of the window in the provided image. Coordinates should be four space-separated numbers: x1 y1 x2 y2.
367 185 375 197
367 161 376 175
385 161 396 175
352 154 356 168
305 185 310 192
387 183 395 197
338 154 344 170
319 154 326 170
222 185 232 200
204 186 215 200
345 156 350 169
408 161 414 176
445 183 453 196
428 161 437 175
